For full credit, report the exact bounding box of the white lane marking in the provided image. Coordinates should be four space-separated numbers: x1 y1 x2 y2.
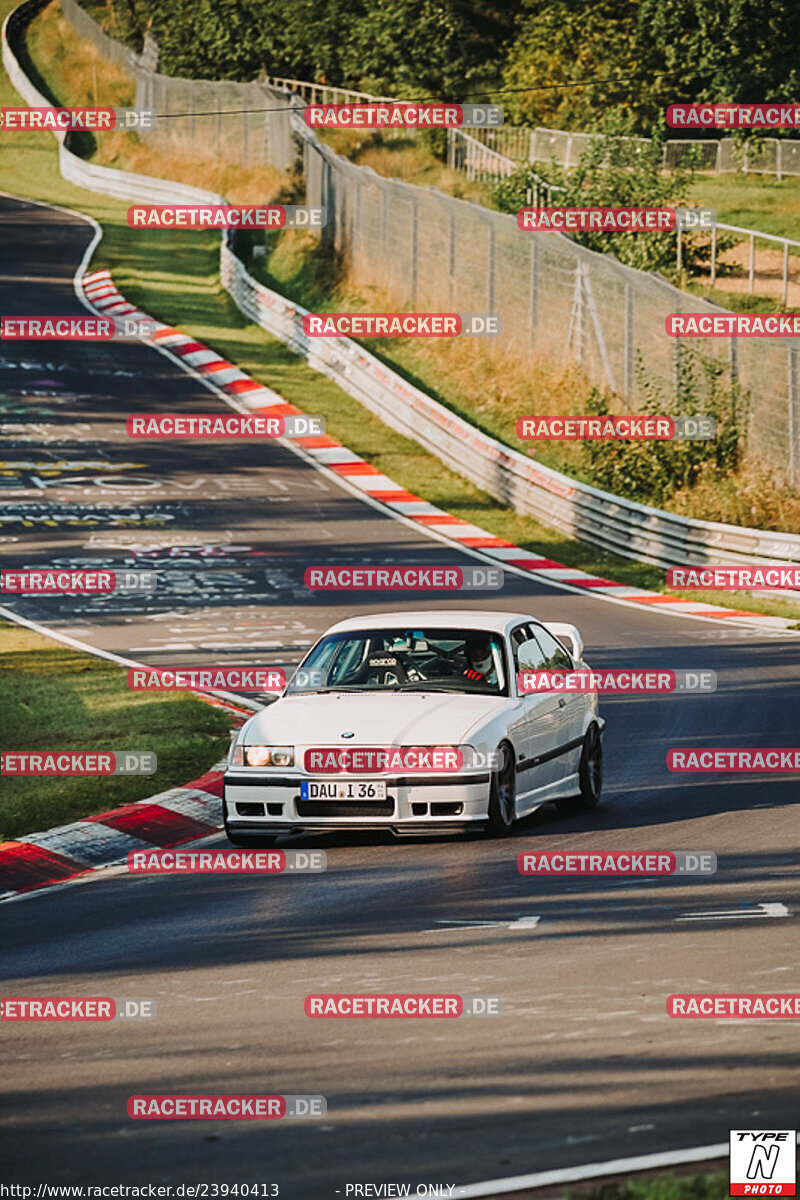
455 1135 800 1198
675 901 790 921
427 916 541 932
453 1141 732 1198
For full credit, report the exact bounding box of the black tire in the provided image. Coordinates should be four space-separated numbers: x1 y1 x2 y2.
486 742 517 836
577 723 603 809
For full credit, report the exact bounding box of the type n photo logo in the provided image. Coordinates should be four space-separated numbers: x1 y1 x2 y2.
730 1131 797 1195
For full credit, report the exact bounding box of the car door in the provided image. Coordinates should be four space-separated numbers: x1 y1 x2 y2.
530 623 585 780
509 623 573 803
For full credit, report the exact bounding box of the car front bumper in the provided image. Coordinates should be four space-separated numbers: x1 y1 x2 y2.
223 771 492 836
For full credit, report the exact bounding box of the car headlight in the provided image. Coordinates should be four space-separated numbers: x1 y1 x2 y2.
243 745 294 768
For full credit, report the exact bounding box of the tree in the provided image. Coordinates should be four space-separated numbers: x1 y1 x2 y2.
501 0 651 132
637 0 800 124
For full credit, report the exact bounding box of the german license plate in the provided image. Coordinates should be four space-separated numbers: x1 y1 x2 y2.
300 780 387 800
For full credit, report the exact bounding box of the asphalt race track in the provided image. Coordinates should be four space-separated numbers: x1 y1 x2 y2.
2 194 799 1197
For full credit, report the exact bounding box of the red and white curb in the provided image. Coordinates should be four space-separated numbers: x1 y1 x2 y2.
82 269 795 633
0 766 226 901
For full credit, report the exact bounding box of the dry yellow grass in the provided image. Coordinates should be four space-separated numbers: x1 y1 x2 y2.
316 126 493 203
30 1 287 202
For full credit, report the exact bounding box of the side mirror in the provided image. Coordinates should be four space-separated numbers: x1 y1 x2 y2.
543 622 584 663
517 638 545 671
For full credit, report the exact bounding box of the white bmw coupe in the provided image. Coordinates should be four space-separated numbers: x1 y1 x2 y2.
223 610 604 844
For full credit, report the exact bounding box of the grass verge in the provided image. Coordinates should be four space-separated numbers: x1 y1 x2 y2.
2 1 799 622
0 619 232 841
568 1171 727 1200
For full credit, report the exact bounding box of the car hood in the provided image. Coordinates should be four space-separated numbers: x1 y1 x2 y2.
244 691 511 747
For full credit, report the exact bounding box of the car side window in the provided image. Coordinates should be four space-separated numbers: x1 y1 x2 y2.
531 626 573 671
511 624 546 671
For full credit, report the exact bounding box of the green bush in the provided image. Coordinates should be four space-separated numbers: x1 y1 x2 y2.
580 347 746 507
492 119 738 279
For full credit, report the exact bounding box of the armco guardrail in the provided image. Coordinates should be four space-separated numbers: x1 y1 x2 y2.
5 0 800 572
2 1 224 206
220 241 800 571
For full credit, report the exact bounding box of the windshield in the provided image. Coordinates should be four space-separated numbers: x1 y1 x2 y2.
285 627 508 696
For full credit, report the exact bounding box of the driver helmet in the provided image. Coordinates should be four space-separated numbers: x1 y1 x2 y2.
465 633 494 677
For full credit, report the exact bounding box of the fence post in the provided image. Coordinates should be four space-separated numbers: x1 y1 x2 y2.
790 344 799 490
567 261 586 366
673 337 683 409
382 183 390 258
782 241 789 306
710 225 717 286
325 156 335 251
528 237 538 344
624 282 634 401
410 197 419 306
487 221 496 312
354 175 361 265
449 207 457 308
776 139 783 183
